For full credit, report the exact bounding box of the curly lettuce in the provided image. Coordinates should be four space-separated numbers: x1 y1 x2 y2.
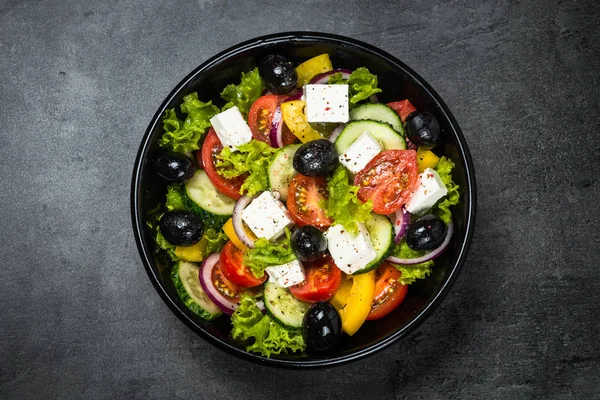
215 140 277 196
324 166 373 234
231 294 305 357
433 157 460 225
328 67 382 104
203 228 228 255
220 68 265 117
159 93 220 154
243 229 296 278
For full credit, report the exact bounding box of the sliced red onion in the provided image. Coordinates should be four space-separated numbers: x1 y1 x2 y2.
285 88 303 101
386 221 454 265
232 195 257 248
199 253 238 315
390 207 410 244
269 106 284 148
328 123 346 143
310 69 353 84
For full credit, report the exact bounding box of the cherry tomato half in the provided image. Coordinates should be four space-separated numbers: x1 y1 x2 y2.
199 129 244 200
354 150 419 215
219 241 266 288
289 255 342 303
287 174 332 230
248 95 297 146
366 262 408 320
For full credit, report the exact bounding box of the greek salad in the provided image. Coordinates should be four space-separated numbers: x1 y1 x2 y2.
147 53 460 357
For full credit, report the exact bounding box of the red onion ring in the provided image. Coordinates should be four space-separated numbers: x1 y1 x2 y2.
386 220 454 265
405 135 418 151
390 207 410 244
328 123 346 143
269 106 284 148
310 69 353 84
232 195 257 248
198 253 238 315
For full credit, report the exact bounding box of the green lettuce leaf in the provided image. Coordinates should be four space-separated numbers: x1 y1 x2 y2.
243 229 296 278
324 166 373 234
158 93 219 154
328 67 382 104
433 157 460 225
155 228 178 260
215 140 277 196
390 240 434 285
231 294 305 358
204 228 228 254
165 185 186 211
220 68 265 117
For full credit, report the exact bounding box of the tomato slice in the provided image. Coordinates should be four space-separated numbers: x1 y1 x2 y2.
387 100 417 123
366 262 408 320
289 255 342 303
219 241 266 288
199 128 244 200
211 258 241 303
248 95 297 146
287 174 332 230
354 150 419 215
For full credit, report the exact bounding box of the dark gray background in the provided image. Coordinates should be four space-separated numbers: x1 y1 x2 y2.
1 0 599 399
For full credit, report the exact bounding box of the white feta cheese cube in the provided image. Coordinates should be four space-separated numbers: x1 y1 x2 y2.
209 106 252 151
324 223 377 274
405 168 448 216
304 84 350 123
241 191 293 240
265 259 305 288
338 131 382 174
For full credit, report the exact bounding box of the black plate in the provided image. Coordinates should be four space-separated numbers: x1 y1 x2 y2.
131 32 476 368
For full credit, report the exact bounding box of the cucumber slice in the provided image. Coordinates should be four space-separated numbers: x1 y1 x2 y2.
335 120 406 156
352 214 394 274
268 144 300 201
172 261 222 320
350 103 404 136
264 281 310 328
185 170 236 215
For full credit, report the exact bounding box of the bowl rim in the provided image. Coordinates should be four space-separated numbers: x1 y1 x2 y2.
131 31 477 368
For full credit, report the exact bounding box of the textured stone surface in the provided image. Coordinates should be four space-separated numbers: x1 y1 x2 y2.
1 0 599 399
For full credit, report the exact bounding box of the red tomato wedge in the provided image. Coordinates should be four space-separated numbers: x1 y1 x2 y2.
354 150 419 215
248 95 297 146
219 241 266 288
387 100 417 123
366 262 408 320
287 174 333 230
289 255 342 303
199 129 244 200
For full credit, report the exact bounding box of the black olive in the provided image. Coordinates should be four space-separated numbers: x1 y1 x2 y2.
303 302 342 352
293 139 339 176
405 112 441 150
154 153 196 182
159 211 204 246
258 54 297 95
291 226 328 262
406 214 447 251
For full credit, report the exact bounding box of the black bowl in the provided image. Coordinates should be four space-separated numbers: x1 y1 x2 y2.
131 32 476 367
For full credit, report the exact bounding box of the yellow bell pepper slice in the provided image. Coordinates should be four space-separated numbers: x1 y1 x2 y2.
174 236 207 262
295 54 333 87
330 276 353 310
337 270 376 336
223 218 250 251
281 100 323 143
416 148 440 173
